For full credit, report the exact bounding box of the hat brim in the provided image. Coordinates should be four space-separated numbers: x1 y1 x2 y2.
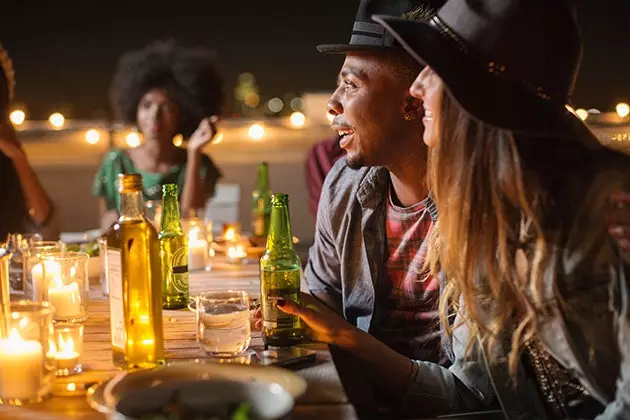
317 43 396 54
372 15 603 150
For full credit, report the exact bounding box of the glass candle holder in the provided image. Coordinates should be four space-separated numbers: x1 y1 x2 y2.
225 241 248 264
24 241 65 301
6 233 42 293
183 218 209 271
0 301 55 405
52 323 83 376
39 252 89 323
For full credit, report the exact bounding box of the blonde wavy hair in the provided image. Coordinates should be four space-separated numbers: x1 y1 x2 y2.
424 89 590 374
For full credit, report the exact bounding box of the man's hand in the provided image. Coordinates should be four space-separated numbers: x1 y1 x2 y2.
608 191 630 264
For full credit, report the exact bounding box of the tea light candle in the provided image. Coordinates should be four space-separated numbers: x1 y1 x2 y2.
222 223 241 242
0 328 44 401
48 274 81 319
188 226 208 271
31 260 61 301
226 244 247 264
54 335 81 374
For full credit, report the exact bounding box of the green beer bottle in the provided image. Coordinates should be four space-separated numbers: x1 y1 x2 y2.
251 162 272 239
159 184 189 309
260 193 302 346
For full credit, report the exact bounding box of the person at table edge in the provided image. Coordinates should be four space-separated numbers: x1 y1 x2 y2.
0 43 60 240
93 40 223 231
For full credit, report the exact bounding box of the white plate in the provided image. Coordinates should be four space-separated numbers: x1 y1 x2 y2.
87 362 307 416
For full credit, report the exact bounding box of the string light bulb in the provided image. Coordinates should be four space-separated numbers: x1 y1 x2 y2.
48 112 65 129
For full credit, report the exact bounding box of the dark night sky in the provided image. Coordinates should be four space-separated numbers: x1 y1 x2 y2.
1 0 629 119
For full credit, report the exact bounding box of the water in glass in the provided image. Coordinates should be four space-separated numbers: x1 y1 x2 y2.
196 291 250 357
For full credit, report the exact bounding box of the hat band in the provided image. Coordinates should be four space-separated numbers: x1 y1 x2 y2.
349 21 395 47
429 15 561 103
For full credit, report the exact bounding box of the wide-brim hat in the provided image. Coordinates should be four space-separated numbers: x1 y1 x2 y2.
373 0 603 149
317 0 445 54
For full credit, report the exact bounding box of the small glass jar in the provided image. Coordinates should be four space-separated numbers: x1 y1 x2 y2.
24 241 65 301
39 252 89 323
52 323 83 376
6 233 42 293
183 217 209 271
0 301 55 405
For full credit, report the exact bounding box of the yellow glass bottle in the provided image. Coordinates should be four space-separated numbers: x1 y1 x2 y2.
105 174 165 369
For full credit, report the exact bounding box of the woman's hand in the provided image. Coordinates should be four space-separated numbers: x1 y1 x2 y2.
187 116 218 153
0 119 23 159
252 293 355 347
277 293 356 347
608 190 630 264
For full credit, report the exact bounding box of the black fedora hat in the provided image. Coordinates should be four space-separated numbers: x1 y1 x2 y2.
317 0 445 54
373 0 602 149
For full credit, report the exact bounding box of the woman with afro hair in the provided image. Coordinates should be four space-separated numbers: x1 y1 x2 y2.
93 40 223 230
0 44 60 240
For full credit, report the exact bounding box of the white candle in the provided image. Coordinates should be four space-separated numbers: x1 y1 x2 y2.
31 261 61 301
188 227 208 271
0 329 44 400
48 275 81 319
54 335 80 372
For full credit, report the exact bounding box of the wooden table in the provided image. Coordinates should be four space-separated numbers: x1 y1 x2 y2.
0 258 357 419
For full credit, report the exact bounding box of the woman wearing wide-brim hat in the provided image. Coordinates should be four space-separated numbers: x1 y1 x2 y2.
373 0 630 418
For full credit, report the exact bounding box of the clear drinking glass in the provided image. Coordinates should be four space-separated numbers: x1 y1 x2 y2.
196 291 251 357
24 241 65 301
39 252 89 323
0 301 55 405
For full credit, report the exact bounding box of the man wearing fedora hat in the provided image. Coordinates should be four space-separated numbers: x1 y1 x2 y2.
303 0 449 368
278 0 630 418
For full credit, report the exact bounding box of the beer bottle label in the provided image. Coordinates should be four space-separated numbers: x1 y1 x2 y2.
169 247 189 294
263 296 295 329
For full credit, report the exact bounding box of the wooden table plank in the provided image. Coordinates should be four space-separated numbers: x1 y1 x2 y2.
1 257 356 419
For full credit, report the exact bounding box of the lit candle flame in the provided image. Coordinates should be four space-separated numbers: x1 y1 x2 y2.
57 336 75 357
224 227 236 242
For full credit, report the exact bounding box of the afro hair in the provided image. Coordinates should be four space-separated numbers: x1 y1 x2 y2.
109 40 224 138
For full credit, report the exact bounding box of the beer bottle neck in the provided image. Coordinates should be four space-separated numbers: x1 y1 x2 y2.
267 204 292 250
161 192 183 233
256 165 269 191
